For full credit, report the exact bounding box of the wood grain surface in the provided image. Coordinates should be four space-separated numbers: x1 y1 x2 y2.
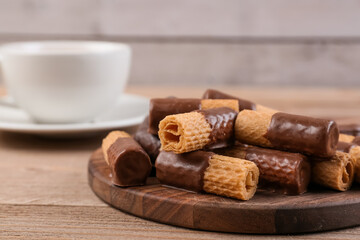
2 86 360 239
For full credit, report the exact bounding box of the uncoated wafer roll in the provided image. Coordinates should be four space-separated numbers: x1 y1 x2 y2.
337 141 360 184
339 133 355 143
155 150 259 200
202 89 278 114
311 151 355 191
148 98 239 134
235 110 339 158
159 107 238 153
215 144 311 195
102 131 152 187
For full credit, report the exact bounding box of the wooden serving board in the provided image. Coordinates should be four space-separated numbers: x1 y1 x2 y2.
88 148 360 234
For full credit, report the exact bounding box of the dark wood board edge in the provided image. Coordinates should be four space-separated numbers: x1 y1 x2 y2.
88 148 360 234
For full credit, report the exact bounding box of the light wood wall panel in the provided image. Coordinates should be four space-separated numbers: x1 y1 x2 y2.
129 43 360 86
0 0 360 38
1 1 360 86
1 37 359 86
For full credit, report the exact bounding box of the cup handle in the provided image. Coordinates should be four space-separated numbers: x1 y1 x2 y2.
0 54 17 108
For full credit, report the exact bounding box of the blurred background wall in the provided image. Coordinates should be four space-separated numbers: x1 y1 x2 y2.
0 0 360 86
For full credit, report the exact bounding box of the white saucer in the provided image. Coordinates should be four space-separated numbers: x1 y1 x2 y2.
0 93 149 137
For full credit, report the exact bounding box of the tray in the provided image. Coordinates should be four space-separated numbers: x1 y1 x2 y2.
88 148 360 234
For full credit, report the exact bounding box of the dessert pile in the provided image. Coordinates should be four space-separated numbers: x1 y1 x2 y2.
100 89 360 201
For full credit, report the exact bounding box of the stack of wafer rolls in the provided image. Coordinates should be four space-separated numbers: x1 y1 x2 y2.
202 89 278 114
235 110 339 158
155 150 259 200
159 107 238 153
215 144 311 195
99 90 360 201
149 98 239 134
102 131 152 187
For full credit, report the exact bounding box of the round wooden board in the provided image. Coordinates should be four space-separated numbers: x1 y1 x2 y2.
88 148 360 234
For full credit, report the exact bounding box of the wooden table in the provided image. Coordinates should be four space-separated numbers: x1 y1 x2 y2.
1 86 360 240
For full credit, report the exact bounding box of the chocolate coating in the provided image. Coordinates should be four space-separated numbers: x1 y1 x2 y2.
149 98 201 134
198 107 238 149
337 141 357 153
202 89 256 111
352 136 360 145
155 151 214 192
134 116 161 162
134 116 161 177
107 138 152 187
265 112 339 158
242 145 311 195
339 124 360 136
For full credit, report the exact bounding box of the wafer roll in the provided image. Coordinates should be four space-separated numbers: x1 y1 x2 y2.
155 150 259 200
102 131 131 164
311 151 355 191
215 144 311 195
339 133 355 143
202 89 278 114
102 131 152 187
337 141 360 184
149 98 201 134
159 107 237 153
235 110 339 158
339 123 360 137
200 99 239 112
149 98 239 134
339 133 360 146
357 154 360 184
134 116 161 161
353 136 360 145
134 116 161 176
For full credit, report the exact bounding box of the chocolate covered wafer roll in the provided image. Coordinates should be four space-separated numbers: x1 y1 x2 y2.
235 110 339 158
339 133 355 143
134 116 161 161
311 151 355 191
102 131 131 164
149 98 200 134
202 89 277 114
134 116 161 176
215 144 311 195
337 141 360 184
353 136 360 145
357 155 360 184
339 123 360 137
159 107 237 154
155 150 259 200
149 98 239 134
102 131 152 187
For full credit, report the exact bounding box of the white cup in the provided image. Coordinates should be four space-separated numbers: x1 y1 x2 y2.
0 41 131 123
